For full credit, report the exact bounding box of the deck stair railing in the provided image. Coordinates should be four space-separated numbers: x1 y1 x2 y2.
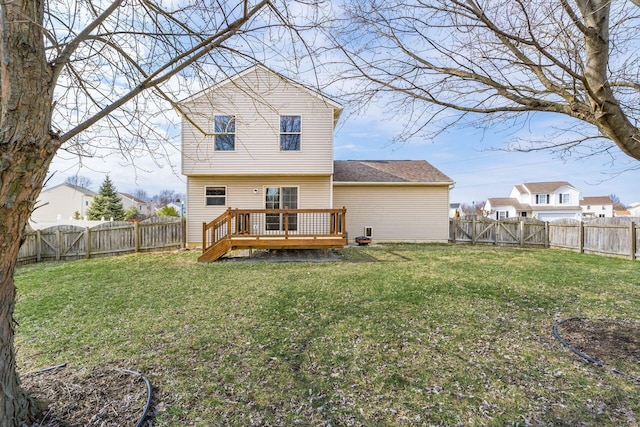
200 207 346 261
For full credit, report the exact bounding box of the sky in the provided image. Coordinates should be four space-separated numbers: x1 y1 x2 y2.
46 104 640 207
40 1 640 207
48 104 640 205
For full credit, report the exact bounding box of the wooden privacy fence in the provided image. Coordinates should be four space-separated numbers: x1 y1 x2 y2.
450 217 640 260
450 217 548 247
18 217 186 264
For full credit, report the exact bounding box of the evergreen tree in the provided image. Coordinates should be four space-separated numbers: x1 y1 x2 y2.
86 176 126 220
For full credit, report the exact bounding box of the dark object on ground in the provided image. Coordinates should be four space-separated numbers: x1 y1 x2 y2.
355 236 371 246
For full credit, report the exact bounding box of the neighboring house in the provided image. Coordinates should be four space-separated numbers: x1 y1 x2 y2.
629 203 640 217
580 196 614 218
485 181 582 221
449 203 465 218
180 65 453 251
30 183 97 226
120 193 152 218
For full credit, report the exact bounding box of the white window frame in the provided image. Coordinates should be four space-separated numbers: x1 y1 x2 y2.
264 186 299 231
205 186 227 207
279 115 302 151
213 115 236 151
558 193 570 204
535 194 549 205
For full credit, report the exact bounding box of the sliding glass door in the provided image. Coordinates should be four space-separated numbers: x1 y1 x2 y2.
265 187 298 231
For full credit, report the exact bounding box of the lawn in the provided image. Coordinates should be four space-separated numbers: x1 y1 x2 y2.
14 244 640 426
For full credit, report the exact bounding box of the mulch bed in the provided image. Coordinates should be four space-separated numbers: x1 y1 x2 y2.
21 366 150 426
555 318 640 368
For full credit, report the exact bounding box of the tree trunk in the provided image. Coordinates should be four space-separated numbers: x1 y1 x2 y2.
578 0 640 159
1 0 58 424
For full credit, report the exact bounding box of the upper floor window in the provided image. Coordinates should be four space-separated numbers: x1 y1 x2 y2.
205 186 226 206
214 115 235 151
280 115 301 151
558 193 570 204
535 194 549 204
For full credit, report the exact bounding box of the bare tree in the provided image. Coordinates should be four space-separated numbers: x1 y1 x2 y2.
0 0 324 423
132 188 150 202
609 193 627 210
64 175 93 190
327 0 640 162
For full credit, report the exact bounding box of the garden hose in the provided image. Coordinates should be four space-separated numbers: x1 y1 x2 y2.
553 317 640 383
29 364 153 426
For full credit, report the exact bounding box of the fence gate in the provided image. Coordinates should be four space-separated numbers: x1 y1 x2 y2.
38 225 87 261
450 218 547 247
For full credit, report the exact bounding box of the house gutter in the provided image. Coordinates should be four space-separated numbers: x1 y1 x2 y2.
332 181 454 187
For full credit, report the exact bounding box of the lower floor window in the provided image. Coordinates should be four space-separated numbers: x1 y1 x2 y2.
205 186 226 206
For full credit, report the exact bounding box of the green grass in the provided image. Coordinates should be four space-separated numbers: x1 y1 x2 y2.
15 244 640 426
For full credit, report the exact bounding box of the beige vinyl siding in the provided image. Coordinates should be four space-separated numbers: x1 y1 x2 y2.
333 185 450 243
186 175 332 246
182 67 335 176
31 185 94 223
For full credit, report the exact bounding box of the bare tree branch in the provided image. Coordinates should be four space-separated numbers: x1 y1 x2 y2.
326 0 640 162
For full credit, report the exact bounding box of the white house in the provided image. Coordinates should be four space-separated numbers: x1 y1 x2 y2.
30 183 97 227
580 196 614 218
120 193 152 218
485 181 582 221
179 65 453 256
629 203 640 217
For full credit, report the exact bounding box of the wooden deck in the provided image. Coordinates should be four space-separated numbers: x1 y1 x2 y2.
199 208 347 262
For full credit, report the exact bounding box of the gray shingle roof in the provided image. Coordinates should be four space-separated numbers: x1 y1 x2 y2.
333 160 452 184
520 181 574 193
580 196 613 205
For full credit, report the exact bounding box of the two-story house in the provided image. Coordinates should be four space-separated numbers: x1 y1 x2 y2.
30 183 97 227
485 181 582 221
180 65 453 260
580 196 614 218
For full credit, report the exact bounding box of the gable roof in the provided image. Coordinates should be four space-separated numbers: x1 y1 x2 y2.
120 193 148 204
333 160 453 184
517 181 576 193
43 182 97 196
181 64 343 123
580 196 613 206
487 197 528 210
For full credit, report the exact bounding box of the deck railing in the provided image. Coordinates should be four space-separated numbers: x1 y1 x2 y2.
202 208 347 254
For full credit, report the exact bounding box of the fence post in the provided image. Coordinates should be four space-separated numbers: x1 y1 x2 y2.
182 217 187 248
85 227 91 259
134 222 140 253
519 220 525 247
630 222 636 260
579 221 585 254
36 229 42 263
544 222 549 248
450 219 455 243
56 228 62 261
471 216 476 245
